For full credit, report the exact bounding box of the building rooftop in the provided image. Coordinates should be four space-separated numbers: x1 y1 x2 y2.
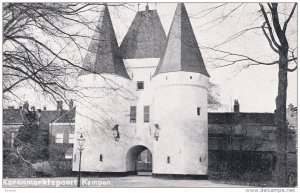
120 6 167 59
80 5 130 79
208 112 276 125
153 3 209 77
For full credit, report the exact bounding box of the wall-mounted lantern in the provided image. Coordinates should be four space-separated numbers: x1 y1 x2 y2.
154 124 160 141
112 124 120 141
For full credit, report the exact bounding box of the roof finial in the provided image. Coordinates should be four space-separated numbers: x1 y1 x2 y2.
146 3 149 11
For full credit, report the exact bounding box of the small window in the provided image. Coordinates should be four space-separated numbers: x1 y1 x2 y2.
197 107 201 116
190 76 192 79
55 133 63 143
74 154 76 162
167 156 170 164
144 106 150 123
68 134 74 144
166 76 168 80
199 157 202 162
100 154 103 162
137 81 144 90
65 154 72 159
11 133 15 148
130 106 136 123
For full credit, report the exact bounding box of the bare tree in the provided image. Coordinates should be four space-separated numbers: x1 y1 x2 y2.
3 3 128 103
196 3 297 186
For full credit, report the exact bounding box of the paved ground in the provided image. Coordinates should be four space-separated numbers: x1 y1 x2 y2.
3 176 246 188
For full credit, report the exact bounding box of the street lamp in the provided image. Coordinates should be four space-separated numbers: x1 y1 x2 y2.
77 134 86 187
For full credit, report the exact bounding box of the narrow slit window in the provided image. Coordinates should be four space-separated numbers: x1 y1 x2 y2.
199 157 202 162
167 156 170 164
197 107 201 116
100 154 103 162
144 106 150 123
130 106 136 123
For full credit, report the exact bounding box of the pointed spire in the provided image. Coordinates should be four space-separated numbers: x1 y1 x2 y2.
80 4 130 79
153 3 209 77
120 6 166 59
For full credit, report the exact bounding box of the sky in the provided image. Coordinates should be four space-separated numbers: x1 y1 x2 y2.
4 3 298 113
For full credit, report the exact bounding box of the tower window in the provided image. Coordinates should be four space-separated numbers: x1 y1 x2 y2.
144 106 150 123
197 107 201 116
137 81 144 90
100 154 103 162
167 156 170 164
199 157 202 162
190 76 192 79
130 106 136 123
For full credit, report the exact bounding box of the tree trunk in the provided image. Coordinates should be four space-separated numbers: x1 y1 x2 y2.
275 50 288 186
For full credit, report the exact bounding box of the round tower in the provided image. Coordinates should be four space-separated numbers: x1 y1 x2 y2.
73 4 133 173
152 3 209 177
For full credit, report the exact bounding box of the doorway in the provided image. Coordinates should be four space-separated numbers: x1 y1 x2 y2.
125 145 152 176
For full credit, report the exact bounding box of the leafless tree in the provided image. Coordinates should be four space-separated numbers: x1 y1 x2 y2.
196 3 297 186
3 3 129 104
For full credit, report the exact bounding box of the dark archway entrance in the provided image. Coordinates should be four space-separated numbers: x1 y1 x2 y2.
125 145 152 175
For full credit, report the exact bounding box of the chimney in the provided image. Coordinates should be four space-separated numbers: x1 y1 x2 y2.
57 101 63 111
36 109 41 124
23 101 29 113
43 106 47 111
146 3 149 11
69 99 74 110
234 100 240 113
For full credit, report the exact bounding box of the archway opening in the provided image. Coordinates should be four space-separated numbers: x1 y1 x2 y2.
125 145 152 176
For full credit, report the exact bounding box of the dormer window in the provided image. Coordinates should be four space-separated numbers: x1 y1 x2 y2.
137 81 144 90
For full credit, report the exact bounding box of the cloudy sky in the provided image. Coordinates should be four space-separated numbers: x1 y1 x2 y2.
5 3 297 113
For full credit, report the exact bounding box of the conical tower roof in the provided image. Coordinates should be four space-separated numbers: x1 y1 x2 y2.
153 3 209 77
80 5 130 79
120 5 167 59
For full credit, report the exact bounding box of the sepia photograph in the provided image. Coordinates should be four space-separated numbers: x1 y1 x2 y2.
2 1 298 191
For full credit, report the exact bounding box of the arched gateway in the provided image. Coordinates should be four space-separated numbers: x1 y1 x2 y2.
125 145 152 174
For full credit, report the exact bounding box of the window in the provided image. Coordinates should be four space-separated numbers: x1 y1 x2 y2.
130 106 136 123
167 156 170 164
190 76 193 79
68 134 74 144
199 157 202 162
55 133 63 143
144 106 150 123
11 133 15 148
100 154 103 162
197 107 201 116
137 81 144 90
65 148 73 159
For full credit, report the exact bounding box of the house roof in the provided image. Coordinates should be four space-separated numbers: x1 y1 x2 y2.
3 109 71 125
80 5 130 79
208 113 276 125
153 3 209 77
120 7 167 59
3 109 23 125
53 107 76 123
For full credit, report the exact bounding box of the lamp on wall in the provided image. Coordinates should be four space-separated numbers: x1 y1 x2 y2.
154 124 160 141
77 134 85 187
112 124 120 141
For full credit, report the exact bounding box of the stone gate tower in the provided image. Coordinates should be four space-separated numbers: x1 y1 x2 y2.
73 3 209 178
